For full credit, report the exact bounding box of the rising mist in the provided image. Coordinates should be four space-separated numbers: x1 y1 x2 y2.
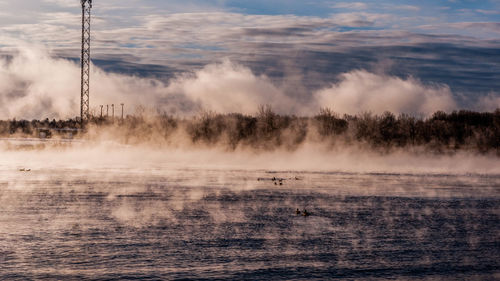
2 46 499 120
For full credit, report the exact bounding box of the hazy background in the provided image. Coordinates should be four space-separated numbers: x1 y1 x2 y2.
0 0 499 119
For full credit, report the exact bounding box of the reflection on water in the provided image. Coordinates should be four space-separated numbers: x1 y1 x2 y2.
1 168 499 280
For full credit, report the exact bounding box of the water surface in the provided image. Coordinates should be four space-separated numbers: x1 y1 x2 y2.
1 166 499 280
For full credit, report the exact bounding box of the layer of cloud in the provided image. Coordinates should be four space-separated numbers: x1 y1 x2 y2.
331 2 368 10
1 1 498 103
165 60 298 115
1 47 498 120
0 48 79 119
476 93 500 112
0 48 299 118
0 47 165 119
315 70 457 116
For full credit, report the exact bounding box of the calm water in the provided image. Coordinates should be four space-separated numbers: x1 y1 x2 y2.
0 166 499 280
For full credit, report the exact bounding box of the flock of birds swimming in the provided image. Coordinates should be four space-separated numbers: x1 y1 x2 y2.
257 176 311 216
17 170 312 215
296 208 310 217
257 176 302 186
273 177 284 186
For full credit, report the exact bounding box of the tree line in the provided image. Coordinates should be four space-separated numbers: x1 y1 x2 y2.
1 107 499 154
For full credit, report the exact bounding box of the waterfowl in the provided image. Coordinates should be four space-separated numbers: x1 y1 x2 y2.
302 210 310 217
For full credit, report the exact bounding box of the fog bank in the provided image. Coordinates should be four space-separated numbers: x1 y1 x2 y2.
315 70 457 116
1 143 499 175
1 46 499 120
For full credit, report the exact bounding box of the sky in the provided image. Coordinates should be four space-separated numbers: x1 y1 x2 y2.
0 0 499 118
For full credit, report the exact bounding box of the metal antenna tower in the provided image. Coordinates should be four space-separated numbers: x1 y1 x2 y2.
80 0 92 122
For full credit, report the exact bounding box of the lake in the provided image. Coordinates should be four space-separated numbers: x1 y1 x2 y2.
0 149 499 280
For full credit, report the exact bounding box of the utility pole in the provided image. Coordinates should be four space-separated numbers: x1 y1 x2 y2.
80 0 92 123
106 104 109 117
112 104 115 121
100 105 103 118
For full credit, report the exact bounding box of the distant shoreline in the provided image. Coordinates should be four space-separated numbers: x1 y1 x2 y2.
1 108 499 155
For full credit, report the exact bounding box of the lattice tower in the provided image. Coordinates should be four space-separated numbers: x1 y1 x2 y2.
80 0 92 122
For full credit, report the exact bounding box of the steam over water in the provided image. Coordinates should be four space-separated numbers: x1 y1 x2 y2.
1 150 499 280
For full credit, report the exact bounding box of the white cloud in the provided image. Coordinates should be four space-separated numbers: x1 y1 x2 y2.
3 46 498 120
42 0 79 8
314 70 457 116
0 46 167 119
0 47 301 119
390 5 421 12
331 12 394 27
448 22 500 33
331 2 368 10
165 60 298 115
0 47 80 119
475 9 500 15
475 93 500 112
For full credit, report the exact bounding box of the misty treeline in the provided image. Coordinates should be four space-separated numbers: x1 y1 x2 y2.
1 107 500 154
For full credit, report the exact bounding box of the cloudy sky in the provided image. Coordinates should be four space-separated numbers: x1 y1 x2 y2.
0 0 499 118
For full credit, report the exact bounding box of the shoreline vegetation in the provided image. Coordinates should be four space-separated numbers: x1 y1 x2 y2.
1 107 499 155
